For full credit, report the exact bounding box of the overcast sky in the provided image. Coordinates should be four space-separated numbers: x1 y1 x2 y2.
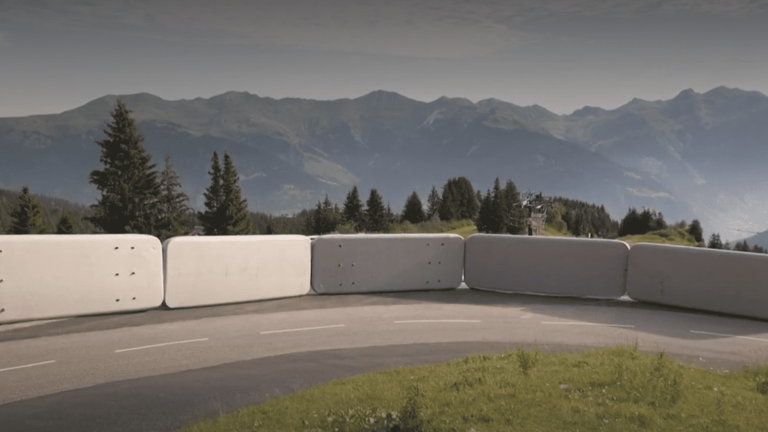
2 0 768 117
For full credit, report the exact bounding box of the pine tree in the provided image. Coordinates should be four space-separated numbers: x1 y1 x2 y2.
9 186 47 234
402 191 426 224
55 212 75 234
503 180 524 234
219 152 252 235
342 186 364 230
426 186 441 220
488 178 508 233
198 152 224 235
475 189 492 233
688 219 703 243
313 195 341 234
364 189 387 232
707 233 724 249
158 154 191 240
87 99 161 234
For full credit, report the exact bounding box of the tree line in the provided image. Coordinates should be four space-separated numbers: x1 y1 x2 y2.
3 99 250 240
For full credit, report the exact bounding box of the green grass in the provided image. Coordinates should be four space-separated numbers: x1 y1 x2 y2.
619 227 700 247
174 344 768 432
542 223 571 237
386 219 477 236
447 224 478 238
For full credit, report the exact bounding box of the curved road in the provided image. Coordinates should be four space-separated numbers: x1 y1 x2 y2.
2 287 768 431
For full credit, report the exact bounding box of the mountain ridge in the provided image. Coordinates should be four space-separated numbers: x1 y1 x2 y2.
1 86 765 239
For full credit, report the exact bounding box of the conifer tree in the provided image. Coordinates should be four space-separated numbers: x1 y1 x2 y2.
312 195 341 234
219 152 252 235
55 212 75 234
198 152 224 235
342 186 364 230
87 99 161 234
688 219 703 243
426 186 441 220
707 233 724 249
9 186 47 234
402 191 426 224
364 188 387 232
158 154 191 240
503 180 524 234
489 178 508 233
476 189 492 233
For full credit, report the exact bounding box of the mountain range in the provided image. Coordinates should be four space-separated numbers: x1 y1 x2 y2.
1 86 766 242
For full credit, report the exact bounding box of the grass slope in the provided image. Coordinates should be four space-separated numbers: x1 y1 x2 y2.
618 227 700 247
175 345 768 432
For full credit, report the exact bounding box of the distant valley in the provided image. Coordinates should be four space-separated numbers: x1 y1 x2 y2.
1 86 767 242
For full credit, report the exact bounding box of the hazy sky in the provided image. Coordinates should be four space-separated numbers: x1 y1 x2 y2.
2 0 768 117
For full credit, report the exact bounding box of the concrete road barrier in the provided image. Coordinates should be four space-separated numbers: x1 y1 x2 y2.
163 235 311 308
464 234 629 298
627 243 768 320
0 235 163 324
312 234 464 294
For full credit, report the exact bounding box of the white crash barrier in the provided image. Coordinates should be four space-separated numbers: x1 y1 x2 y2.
163 235 311 308
311 234 464 294
464 234 629 298
627 243 768 320
0 235 164 324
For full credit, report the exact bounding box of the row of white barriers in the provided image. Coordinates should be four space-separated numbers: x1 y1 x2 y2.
1 233 766 324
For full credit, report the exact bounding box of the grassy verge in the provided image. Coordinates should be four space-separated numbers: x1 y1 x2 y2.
387 219 477 236
447 224 478 238
175 345 768 432
542 223 571 237
619 227 700 247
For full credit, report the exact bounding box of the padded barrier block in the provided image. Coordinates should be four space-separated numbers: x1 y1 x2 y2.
163 235 311 308
0 234 163 324
627 243 768 320
465 234 629 298
311 234 464 294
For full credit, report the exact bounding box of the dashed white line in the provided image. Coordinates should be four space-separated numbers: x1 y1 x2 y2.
541 322 635 328
690 330 768 343
115 338 209 353
0 360 56 373
260 324 345 334
394 320 481 323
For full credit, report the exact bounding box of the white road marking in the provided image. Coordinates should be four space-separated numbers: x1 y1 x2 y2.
690 330 768 343
0 360 56 373
541 322 634 328
260 324 345 334
394 320 481 323
115 338 209 353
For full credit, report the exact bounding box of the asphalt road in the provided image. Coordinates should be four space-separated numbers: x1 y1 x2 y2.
1 287 768 432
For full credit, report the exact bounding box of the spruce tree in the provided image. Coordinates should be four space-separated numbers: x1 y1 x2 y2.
158 154 191 240
198 152 224 235
503 180 524 234
364 188 387 232
688 219 703 243
475 189 492 233
313 195 341 234
489 178 508 233
707 233 724 249
342 186 364 230
402 191 426 224
9 186 47 234
87 99 161 234
56 212 76 234
220 152 252 235
426 186 441 220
